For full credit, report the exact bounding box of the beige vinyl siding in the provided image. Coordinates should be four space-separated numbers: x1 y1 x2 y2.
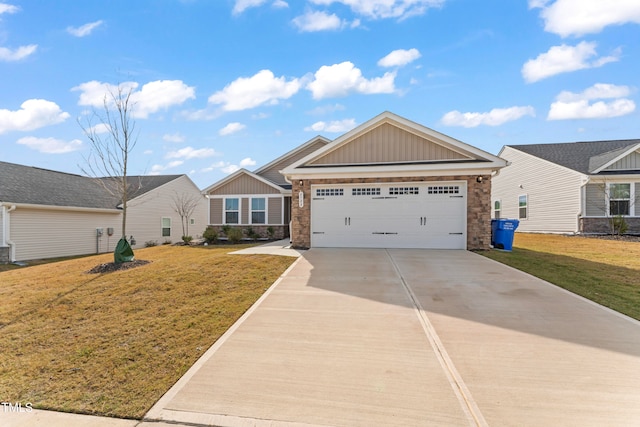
268 197 281 224
126 175 208 245
258 140 328 185
210 198 223 224
604 151 640 171
309 123 469 166
209 174 281 195
241 198 249 224
585 184 607 216
492 146 586 233
10 208 121 261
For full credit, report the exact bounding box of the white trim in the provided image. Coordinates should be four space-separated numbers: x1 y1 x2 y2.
161 217 172 237
223 196 241 225
518 194 528 220
606 182 635 217
591 143 640 174
249 197 268 225
285 166 498 180
253 136 331 175
0 202 120 214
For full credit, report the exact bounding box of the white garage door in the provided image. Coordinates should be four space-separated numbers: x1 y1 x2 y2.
311 182 466 249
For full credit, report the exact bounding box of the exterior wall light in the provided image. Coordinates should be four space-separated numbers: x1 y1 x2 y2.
476 176 484 183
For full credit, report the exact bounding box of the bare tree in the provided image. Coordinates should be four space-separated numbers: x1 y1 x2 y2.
171 191 202 238
79 84 138 240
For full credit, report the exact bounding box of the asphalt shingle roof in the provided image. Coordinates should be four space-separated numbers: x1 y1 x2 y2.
508 139 640 174
0 161 181 209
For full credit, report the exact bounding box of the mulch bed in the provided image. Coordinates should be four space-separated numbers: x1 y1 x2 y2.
86 259 151 274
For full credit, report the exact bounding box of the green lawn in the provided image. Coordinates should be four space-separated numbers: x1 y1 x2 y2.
0 245 295 419
480 233 640 321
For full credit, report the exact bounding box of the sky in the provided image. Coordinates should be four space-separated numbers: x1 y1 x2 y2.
1 0 639 189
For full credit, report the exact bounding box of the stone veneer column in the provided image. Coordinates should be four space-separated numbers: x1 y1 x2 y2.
291 179 311 249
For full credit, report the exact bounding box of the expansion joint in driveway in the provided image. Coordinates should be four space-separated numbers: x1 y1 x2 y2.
385 250 488 427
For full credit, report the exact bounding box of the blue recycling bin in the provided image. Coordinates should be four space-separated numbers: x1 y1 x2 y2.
491 219 519 251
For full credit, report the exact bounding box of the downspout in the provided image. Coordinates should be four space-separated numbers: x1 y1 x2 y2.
4 204 17 262
578 175 591 235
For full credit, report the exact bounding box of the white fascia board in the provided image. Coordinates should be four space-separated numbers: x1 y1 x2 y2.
591 143 640 174
2 202 120 213
286 166 499 180
207 193 290 199
253 135 331 175
588 174 640 182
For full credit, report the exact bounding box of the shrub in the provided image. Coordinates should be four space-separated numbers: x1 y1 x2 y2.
221 224 232 236
182 235 193 244
226 227 243 244
202 226 218 244
245 227 260 241
266 226 275 239
144 240 158 247
612 215 628 235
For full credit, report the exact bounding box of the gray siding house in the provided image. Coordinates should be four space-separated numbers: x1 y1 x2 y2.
0 161 207 263
492 140 640 234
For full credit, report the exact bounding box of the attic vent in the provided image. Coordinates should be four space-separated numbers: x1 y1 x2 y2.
389 187 419 195
316 188 344 197
427 185 460 194
352 188 381 196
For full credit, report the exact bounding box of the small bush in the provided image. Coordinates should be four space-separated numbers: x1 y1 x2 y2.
202 226 218 244
245 227 260 241
612 215 628 235
145 240 158 247
226 227 243 244
266 226 275 239
221 224 232 236
182 235 193 244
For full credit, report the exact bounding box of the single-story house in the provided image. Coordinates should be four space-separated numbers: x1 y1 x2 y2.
202 136 330 239
492 139 640 234
279 111 507 250
0 161 207 263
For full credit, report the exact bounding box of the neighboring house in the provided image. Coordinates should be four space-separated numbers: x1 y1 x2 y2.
492 139 640 234
202 136 330 239
281 111 507 250
0 161 207 263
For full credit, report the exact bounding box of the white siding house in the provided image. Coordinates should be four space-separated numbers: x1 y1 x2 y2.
1 161 206 263
493 140 640 235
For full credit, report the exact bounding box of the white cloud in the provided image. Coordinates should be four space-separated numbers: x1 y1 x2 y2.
73 80 195 119
150 160 184 174
163 132 185 143
0 3 19 14
240 157 256 167
17 136 82 154
309 0 445 20
89 123 110 134
208 70 301 111
530 0 640 37
219 122 246 135
307 103 346 115
166 146 217 159
378 48 421 67
307 61 396 99
67 20 104 37
273 0 289 8
547 83 636 120
0 99 69 134
522 41 620 83
0 44 37 61
305 118 356 133
292 11 345 31
441 106 535 127
233 0 267 14
221 164 240 174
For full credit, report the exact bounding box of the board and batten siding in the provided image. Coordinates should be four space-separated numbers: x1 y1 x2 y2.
604 151 640 171
0 207 4 245
209 174 281 195
126 175 208 245
257 140 328 186
309 123 468 166
10 207 121 261
492 146 586 233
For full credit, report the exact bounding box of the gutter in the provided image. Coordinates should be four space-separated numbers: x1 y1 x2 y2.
1 204 17 262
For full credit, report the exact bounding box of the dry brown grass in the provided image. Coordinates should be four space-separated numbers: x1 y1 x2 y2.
481 233 640 320
0 245 295 419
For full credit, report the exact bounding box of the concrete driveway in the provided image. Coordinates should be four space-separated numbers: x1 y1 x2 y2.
144 249 640 427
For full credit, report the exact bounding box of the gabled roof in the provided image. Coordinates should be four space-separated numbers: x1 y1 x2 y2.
253 135 331 176
507 139 640 175
201 168 288 195
0 160 182 209
282 111 506 177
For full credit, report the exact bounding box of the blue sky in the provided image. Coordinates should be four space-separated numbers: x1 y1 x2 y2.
1 0 639 188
